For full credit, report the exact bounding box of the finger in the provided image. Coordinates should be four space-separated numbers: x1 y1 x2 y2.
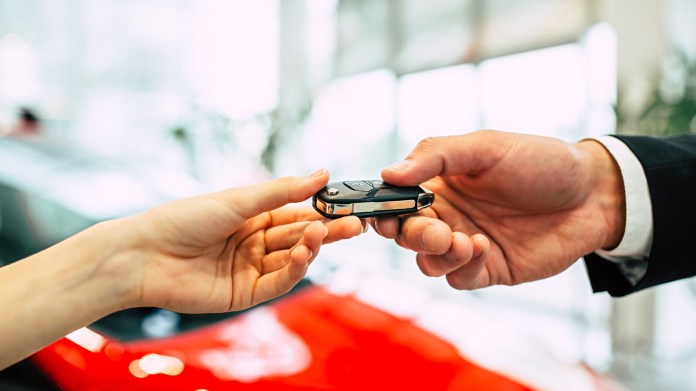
216 169 329 220
415 232 474 277
252 222 327 305
264 221 312 253
263 220 329 273
267 206 325 227
370 216 401 239
398 215 453 254
323 216 366 244
297 220 327 265
264 216 365 253
445 234 492 290
371 204 440 240
381 131 509 186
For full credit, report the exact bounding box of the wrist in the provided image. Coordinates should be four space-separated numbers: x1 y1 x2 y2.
576 140 626 250
81 218 144 310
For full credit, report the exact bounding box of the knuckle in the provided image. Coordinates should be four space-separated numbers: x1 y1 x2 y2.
276 176 299 201
276 176 296 189
472 129 499 139
415 137 439 153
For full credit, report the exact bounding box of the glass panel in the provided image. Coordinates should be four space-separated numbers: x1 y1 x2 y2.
278 69 396 179
481 0 588 58
397 64 478 151
336 0 391 76
653 279 696 385
479 44 589 141
396 0 476 72
182 0 279 119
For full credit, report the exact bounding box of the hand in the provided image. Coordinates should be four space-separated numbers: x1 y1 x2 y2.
122 169 365 312
0 169 366 369
372 130 625 289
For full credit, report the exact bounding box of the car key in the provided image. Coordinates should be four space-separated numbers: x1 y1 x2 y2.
312 180 434 219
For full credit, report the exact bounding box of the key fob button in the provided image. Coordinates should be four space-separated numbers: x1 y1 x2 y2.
326 188 339 195
344 181 373 192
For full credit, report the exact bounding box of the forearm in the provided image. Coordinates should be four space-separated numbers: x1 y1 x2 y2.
0 219 136 369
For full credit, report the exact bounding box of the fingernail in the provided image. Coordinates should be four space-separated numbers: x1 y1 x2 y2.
386 160 411 172
309 168 326 178
445 251 459 263
371 219 382 236
445 233 461 263
419 224 437 252
362 223 369 233
472 235 486 258
307 250 315 264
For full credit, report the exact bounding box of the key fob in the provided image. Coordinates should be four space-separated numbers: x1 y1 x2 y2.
312 180 434 219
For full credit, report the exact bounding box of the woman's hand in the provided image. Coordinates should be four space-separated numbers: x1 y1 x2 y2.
125 169 365 312
0 169 364 369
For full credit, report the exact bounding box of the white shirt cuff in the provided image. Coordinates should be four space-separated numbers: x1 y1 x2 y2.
591 136 653 261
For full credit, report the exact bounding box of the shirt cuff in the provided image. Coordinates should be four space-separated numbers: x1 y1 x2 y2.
591 136 653 261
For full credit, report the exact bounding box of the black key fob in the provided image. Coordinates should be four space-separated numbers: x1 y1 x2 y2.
312 180 434 219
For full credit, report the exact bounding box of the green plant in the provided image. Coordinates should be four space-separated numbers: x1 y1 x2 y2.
617 50 696 136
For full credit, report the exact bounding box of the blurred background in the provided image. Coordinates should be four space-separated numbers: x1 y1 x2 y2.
1 0 695 390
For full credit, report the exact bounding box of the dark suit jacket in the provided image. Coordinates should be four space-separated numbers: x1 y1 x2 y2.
584 135 696 296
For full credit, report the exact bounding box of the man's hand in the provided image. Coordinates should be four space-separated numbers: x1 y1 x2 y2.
372 130 625 289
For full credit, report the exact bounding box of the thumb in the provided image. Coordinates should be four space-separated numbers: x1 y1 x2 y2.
381 131 507 185
216 168 329 219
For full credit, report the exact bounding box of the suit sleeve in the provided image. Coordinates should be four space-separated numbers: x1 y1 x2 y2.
584 134 696 296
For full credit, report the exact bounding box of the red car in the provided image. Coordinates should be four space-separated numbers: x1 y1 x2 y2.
32 286 528 390
27 277 624 391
